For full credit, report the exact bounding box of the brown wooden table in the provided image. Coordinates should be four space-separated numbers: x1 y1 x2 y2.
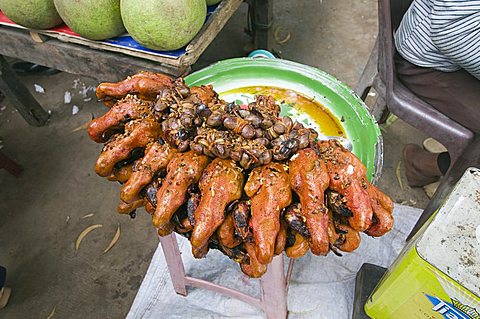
0 0 273 127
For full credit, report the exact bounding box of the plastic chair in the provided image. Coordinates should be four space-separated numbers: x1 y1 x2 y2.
158 233 294 319
355 0 479 239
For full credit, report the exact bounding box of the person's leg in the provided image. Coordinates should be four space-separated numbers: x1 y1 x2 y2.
0 265 10 309
396 52 478 187
0 266 5 289
395 52 480 133
403 144 450 187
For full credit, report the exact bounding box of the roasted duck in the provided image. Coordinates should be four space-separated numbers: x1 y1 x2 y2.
95 118 161 177
190 158 244 254
88 71 395 278
152 151 210 230
120 140 176 203
289 148 330 256
317 139 374 231
245 163 292 265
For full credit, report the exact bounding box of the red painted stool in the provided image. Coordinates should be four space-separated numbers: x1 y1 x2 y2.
0 151 23 177
159 233 294 319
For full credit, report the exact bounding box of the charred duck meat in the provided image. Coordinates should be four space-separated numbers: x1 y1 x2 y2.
88 71 394 278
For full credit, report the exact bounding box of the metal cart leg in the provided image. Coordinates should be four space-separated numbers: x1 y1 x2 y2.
249 0 273 50
0 55 49 126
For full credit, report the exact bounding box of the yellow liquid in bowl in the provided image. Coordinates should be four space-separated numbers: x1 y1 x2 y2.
221 86 345 138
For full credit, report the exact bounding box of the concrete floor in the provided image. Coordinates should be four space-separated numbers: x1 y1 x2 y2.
0 0 429 318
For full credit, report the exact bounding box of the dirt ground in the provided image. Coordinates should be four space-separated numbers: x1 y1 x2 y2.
0 0 429 318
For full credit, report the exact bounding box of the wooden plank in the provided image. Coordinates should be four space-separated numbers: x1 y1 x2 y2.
0 55 49 126
45 32 184 68
181 0 244 66
0 0 242 68
0 26 187 81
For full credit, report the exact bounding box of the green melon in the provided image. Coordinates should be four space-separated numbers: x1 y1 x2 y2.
53 0 125 40
206 0 221 5
0 0 62 29
121 0 206 51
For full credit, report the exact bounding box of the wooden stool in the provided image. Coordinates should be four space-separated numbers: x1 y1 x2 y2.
159 233 294 319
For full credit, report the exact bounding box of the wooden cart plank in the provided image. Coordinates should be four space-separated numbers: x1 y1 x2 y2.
181 0 244 66
0 0 243 68
0 26 188 81
0 55 49 126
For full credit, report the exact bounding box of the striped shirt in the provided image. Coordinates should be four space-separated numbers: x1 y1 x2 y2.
395 0 480 80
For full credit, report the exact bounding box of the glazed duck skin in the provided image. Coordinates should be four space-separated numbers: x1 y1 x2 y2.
365 184 394 237
153 151 210 229
289 148 330 256
317 140 373 231
217 212 242 249
96 71 174 102
117 198 145 214
120 140 177 203
95 118 161 177
191 159 244 251
190 85 217 106
88 95 153 143
244 162 292 265
240 242 267 278
107 163 133 183
285 230 309 259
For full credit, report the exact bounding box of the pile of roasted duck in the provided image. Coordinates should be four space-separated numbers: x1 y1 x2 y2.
88 71 394 278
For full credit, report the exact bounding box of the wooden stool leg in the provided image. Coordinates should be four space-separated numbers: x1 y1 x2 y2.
259 254 288 319
0 55 49 126
0 151 23 177
250 0 273 50
158 233 188 296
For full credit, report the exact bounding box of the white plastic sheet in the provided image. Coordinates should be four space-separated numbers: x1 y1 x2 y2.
127 204 421 319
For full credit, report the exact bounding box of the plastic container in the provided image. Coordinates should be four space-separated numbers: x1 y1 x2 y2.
365 168 480 319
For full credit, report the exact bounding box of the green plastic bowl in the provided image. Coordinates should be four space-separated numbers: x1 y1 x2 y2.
185 58 383 182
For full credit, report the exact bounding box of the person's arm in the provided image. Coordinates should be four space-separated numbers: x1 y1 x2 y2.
431 0 480 79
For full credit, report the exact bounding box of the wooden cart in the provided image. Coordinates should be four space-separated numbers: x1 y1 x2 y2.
0 0 273 127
